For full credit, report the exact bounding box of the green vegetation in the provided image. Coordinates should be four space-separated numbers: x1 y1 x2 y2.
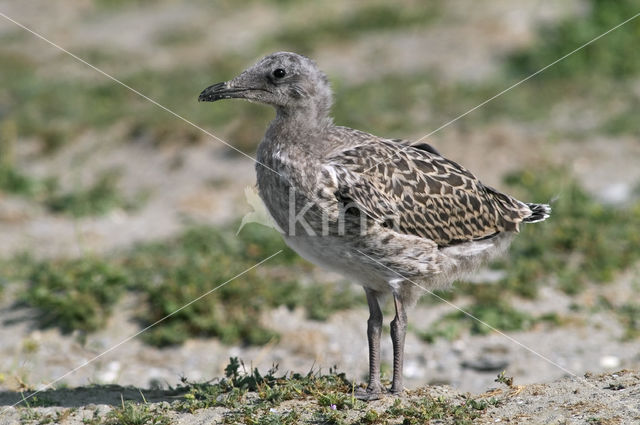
20 258 127 333
129 224 362 346
1 51 127 143
616 303 640 341
154 27 205 47
176 357 495 424
0 163 143 217
502 0 640 135
342 0 640 138
419 301 534 343
130 225 297 346
0 49 270 156
333 73 437 135
16 394 61 424
1 120 142 216
494 371 514 387
106 401 170 425
178 357 354 412
3 0 637 169
419 290 568 343
45 171 146 217
596 296 640 341
13 358 500 423
0 163 53 198
177 357 359 423
302 283 363 321
268 3 440 53
508 0 640 80
374 396 498 425
329 1 640 138
499 168 640 296
9 224 363 345
93 0 157 10
0 120 53 197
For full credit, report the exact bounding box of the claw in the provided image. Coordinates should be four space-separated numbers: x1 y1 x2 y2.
354 386 385 401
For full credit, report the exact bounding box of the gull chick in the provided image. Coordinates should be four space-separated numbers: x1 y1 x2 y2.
199 52 550 400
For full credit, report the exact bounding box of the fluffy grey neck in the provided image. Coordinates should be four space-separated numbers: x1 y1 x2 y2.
265 102 333 152
275 92 333 127
260 83 335 176
265 110 331 158
273 108 332 133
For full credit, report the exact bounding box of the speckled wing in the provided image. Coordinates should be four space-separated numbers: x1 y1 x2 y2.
324 137 533 247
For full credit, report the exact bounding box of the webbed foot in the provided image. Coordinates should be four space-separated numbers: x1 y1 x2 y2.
354 384 386 401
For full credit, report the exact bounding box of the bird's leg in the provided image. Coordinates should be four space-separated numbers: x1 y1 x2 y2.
390 292 407 395
355 288 384 401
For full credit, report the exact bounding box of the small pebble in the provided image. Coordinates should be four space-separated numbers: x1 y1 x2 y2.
461 356 509 372
599 355 620 369
95 361 121 383
600 183 630 205
404 359 426 379
452 340 466 353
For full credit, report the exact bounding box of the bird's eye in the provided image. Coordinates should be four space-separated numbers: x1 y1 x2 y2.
272 68 286 79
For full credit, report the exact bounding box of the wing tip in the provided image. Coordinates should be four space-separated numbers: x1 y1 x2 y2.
524 203 551 223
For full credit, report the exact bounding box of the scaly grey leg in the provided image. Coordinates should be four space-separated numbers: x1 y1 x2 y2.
355 288 384 400
390 292 407 394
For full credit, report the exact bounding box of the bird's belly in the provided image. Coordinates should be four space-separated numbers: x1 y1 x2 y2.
257 171 393 291
283 230 515 296
283 234 393 293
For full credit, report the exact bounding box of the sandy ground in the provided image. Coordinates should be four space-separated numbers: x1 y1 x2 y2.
1 0 640 423
1 265 639 407
1 370 638 424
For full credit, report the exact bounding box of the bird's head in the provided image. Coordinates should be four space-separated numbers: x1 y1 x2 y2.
199 52 333 121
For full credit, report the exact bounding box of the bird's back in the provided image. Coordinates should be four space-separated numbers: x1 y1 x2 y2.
319 126 542 247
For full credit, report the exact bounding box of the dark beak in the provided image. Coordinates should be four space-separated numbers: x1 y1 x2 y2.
198 82 247 102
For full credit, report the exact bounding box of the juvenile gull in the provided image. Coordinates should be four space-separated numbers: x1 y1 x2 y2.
199 52 550 400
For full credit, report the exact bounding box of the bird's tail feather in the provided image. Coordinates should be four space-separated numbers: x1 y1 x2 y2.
524 203 551 223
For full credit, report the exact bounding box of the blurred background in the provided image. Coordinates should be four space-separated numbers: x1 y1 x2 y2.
0 0 639 394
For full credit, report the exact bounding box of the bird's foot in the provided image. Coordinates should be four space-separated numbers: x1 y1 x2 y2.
389 386 404 396
354 384 385 401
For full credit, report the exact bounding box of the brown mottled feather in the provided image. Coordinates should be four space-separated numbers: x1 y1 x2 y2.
322 128 533 247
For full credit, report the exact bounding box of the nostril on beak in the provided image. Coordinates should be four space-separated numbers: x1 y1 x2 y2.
198 82 229 102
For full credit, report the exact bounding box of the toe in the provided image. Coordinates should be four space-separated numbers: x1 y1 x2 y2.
390 387 403 396
354 385 384 401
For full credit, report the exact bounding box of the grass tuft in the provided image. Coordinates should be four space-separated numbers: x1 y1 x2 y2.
20 258 128 333
106 400 170 425
508 0 640 81
9 224 362 346
268 3 441 53
178 357 353 415
45 170 147 217
498 168 640 296
376 395 496 425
